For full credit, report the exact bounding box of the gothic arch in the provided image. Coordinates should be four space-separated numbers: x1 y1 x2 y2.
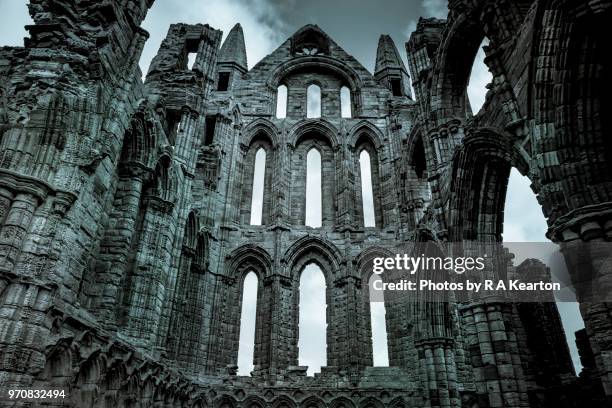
358 397 384 408
291 25 331 55
289 119 340 149
551 3 612 208
299 395 326 408
272 395 298 408
405 128 429 178
284 236 343 283
194 231 209 272
329 396 356 408
387 397 407 408
215 395 238 408
226 244 273 281
448 128 534 242
242 395 267 407
429 10 487 121
289 121 339 227
348 121 385 151
239 127 275 225
448 129 513 242
354 246 395 367
267 55 364 95
145 156 179 203
354 130 384 227
243 118 279 148
183 211 199 251
355 246 394 282
120 100 158 169
39 341 76 386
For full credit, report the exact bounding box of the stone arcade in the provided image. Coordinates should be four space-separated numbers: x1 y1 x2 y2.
0 0 611 407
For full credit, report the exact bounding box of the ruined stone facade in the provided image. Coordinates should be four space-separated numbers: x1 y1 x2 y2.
0 0 610 407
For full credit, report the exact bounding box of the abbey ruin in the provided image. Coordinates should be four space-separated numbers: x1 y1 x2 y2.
0 0 610 407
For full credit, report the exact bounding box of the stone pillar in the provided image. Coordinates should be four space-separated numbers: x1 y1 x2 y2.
560 221 612 399
0 282 54 387
416 339 459 408
0 187 75 388
255 274 294 376
0 187 13 226
459 302 530 408
203 274 243 373
0 193 39 273
164 245 194 363
121 195 176 349
328 275 364 369
173 107 200 173
91 166 147 329
271 142 290 225
335 138 355 230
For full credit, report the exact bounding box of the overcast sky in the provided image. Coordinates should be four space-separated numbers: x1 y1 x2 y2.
0 0 583 376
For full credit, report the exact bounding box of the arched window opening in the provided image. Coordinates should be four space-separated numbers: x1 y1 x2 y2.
305 148 322 227
299 263 327 376
204 115 217 146
165 111 181 146
187 53 197 70
291 26 330 56
237 271 258 376
307 84 321 118
276 85 288 119
390 79 403 97
369 274 389 366
250 148 266 225
217 72 230 91
340 86 351 118
412 137 427 179
467 38 492 114
359 150 376 227
503 168 584 375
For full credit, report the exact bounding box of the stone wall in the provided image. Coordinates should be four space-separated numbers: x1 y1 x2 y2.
0 0 609 407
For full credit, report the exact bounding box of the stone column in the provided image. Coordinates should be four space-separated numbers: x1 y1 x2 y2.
328 275 365 369
173 107 200 173
0 190 74 388
0 193 39 273
91 165 148 329
335 141 355 230
165 245 194 363
271 142 290 225
560 220 612 399
255 274 295 376
416 339 459 408
121 195 176 349
0 187 13 226
459 302 529 408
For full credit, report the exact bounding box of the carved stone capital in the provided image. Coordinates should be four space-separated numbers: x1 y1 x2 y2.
0 169 53 204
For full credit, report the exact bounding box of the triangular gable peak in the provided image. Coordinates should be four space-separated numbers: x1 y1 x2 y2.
246 24 377 89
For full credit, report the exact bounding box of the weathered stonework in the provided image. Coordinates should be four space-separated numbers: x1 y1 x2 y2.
0 0 610 407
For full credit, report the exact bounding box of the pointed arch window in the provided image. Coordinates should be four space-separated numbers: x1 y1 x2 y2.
299 263 327 375
359 150 376 227
307 84 321 118
467 38 492 114
340 86 351 118
276 85 287 119
237 271 258 376
305 148 322 227
369 274 389 366
250 148 266 225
